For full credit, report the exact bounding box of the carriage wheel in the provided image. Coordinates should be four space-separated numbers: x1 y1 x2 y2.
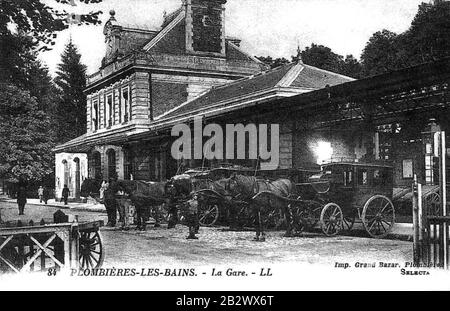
151 204 169 224
231 204 253 228
198 203 220 227
361 195 395 238
320 203 343 236
342 214 356 231
79 231 104 269
423 192 441 216
264 208 284 230
291 206 317 233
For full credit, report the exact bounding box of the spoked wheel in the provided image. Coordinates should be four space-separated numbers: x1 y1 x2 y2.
361 195 395 238
320 203 343 236
342 214 356 231
198 203 220 227
150 204 169 224
291 205 317 233
423 192 441 216
264 208 284 230
79 231 104 269
229 203 253 229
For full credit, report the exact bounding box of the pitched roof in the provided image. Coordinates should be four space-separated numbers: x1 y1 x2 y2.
142 7 266 64
158 62 354 120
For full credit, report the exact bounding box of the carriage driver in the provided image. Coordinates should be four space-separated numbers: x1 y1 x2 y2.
186 193 200 240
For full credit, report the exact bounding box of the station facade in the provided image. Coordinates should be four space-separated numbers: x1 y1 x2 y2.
54 0 450 199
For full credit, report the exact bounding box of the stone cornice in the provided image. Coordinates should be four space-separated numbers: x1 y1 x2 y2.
85 53 263 93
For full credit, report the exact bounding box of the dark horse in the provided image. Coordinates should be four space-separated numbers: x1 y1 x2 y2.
80 178 103 200
227 174 295 241
115 175 193 230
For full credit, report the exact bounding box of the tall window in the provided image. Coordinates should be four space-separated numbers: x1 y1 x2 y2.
89 151 102 180
106 94 113 128
107 149 116 180
92 100 99 131
124 149 133 180
62 160 69 188
118 88 122 124
357 168 368 185
122 86 130 122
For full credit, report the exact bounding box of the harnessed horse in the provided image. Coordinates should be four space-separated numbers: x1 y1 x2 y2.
115 175 193 230
227 174 295 241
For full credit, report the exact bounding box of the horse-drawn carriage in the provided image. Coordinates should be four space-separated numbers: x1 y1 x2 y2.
77 161 410 240
190 162 398 239
187 166 321 228
291 162 396 238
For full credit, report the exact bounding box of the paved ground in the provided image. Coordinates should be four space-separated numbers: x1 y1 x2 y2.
0 200 413 268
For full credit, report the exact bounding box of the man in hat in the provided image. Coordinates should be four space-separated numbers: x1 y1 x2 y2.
185 193 200 240
61 184 70 205
17 185 27 215
104 179 118 227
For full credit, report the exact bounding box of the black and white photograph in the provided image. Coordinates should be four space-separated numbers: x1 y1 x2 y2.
0 0 450 293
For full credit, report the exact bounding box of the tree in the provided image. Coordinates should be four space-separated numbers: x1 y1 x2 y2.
258 44 363 78
256 56 290 69
0 0 103 49
0 83 55 183
403 1 450 65
300 44 344 73
360 30 402 77
0 1 103 186
339 55 363 79
360 1 450 77
54 40 87 143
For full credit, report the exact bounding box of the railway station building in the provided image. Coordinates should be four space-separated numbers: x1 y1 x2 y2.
54 0 450 200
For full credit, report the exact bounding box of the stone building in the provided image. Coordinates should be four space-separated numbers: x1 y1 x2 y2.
54 0 267 198
54 0 354 199
54 0 450 200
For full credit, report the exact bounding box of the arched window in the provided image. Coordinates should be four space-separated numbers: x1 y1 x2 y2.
124 149 133 180
107 149 117 180
89 152 102 180
62 160 69 187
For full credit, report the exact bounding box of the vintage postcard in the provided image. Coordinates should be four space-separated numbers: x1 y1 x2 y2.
0 0 450 293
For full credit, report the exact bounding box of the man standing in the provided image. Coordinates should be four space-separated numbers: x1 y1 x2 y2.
104 179 118 227
61 184 70 205
42 186 50 205
17 185 27 215
38 186 44 203
116 185 131 231
186 194 200 240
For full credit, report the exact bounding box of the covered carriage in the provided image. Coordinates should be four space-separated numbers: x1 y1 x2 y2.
293 162 396 238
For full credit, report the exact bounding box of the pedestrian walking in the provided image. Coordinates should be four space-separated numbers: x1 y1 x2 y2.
17 185 27 215
186 194 200 240
38 186 44 203
42 186 50 204
61 184 70 205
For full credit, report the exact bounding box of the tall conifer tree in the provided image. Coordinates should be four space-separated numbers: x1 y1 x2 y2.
54 39 87 143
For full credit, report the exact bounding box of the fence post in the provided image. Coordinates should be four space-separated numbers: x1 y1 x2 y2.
413 174 420 265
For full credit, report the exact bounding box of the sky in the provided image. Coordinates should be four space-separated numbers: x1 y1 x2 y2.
39 0 427 76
